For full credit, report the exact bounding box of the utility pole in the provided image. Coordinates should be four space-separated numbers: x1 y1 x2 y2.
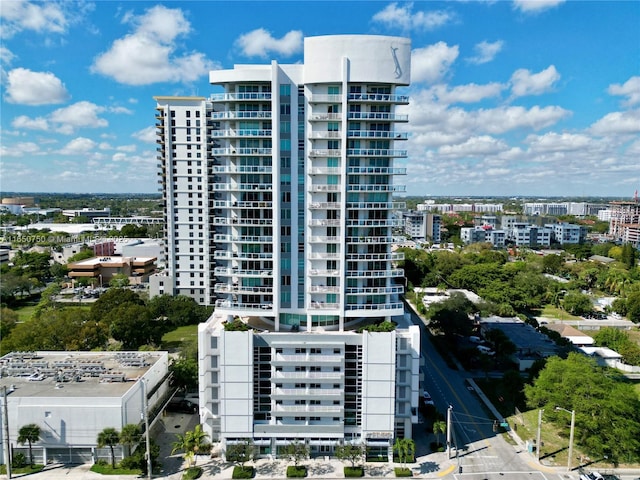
142 379 152 480
536 409 544 463
446 405 452 459
555 406 575 472
2 386 11 479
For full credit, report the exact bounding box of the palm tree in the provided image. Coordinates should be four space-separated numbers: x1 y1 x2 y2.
17 424 41 466
171 424 210 468
432 420 447 447
97 427 121 469
120 424 141 456
393 438 415 467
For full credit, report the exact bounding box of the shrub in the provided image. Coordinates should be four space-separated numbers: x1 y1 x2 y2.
232 466 254 479
344 466 364 477
12 453 26 468
286 465 307 477
429 442 445 452
183 466 203 479
394 467 412 477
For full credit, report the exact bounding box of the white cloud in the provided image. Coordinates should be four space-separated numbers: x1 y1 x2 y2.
372 3 454 30
510 65 560 98
589 110 640 136
116 144 137 152
0 0 67 38
12 115 49 131
0 141 41 157
108 106 133 115
427 82 505 104
608 76 640 107
411 42 459 84
91 5 218 85
58 137 97 155
0 46 16 64
49 101 108 134
235 29 303 58
524 132 599 153
4 67 69 105
438 136 509 157
467 40 504 65
132 126 156 143
513 0 565 14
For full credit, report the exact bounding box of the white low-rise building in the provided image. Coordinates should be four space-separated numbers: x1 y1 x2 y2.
0 351 170 465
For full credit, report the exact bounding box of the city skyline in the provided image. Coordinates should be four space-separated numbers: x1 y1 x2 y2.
1 0 639 196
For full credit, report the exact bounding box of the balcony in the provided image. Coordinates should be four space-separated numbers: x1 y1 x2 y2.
309 236 340 243
345 219 402 227
307 252 340 260
214 283 273 294
346 149 407 158
209 93 272 101
273 387 343 397
309 184 341 192
209 129 272 138
346 112 408 122
347 130 407 140
345 252 404 261
213 217 273 226
346 236 394 244
213 200 272 209
210 147 272 156
211 166 272 174
309 149 342 157
345 269 404 278
274 405 343 414
309 94 343 103
310 131 342 139
214 251 273 260
273 371 343 380
345 302 404 311
308 269 340 276
345 286 404 294
308 219 341 227
309 167 341 175
347 202 406 209
273 354 343 364
347 93 409 103
347 185 406 192
309 113 342 121
215 299 274 311
308 285 341 293
210 111 272 120
214 234 273 243
309 301 340 310
214 267 273 277
308 202 341 209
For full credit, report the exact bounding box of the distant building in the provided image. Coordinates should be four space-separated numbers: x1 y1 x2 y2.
0 351 170 465
62 208 111 222
417 202 502 213
402 211 441 242
507 223 553 247
609 201 640 247
67 256 157 285
0 244 10 264
121 239 164 267
545 222 587 245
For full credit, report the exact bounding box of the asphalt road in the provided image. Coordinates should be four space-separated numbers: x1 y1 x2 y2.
405 305 593 480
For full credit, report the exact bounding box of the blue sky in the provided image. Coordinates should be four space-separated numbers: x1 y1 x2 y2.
1 0 638 197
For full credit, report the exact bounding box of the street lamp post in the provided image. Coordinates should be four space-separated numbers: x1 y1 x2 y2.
555 406 575 472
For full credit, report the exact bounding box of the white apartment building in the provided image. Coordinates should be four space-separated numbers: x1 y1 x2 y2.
158 34 420 459
545 222 587 245
507 223 553 247
402 211 441 242
198 314 420 461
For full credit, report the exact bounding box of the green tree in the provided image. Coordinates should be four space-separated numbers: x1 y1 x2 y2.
120 424 141 456
90 288 144 322
109 273 130 288
225 439 254 468
625 291 640 323
432 420 446 447
0 308 18 339
542 254 564 274
17 424 41 466
107 304 161 349
525 353 640 464
562 291 592 316
334 442 365 468
283 440 309 467
426 292 475 338
97 427 121 469
67 249 94 263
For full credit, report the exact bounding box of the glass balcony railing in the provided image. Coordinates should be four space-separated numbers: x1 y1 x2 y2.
347 93 409 103
209 92 272 101
346 112 408 121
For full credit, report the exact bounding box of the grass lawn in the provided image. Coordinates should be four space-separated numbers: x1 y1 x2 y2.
161 325 199 351
14 304 38 322
538 305 581 321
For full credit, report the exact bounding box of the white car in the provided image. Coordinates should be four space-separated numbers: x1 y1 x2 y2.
422 391 435 406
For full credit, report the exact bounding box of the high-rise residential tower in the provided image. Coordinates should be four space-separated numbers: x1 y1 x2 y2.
156 35 419 460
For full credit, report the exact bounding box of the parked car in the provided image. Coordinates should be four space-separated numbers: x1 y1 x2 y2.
422 391 435 406
166 398 197 414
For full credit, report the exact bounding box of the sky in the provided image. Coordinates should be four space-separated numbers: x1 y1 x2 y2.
0 0 639 198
